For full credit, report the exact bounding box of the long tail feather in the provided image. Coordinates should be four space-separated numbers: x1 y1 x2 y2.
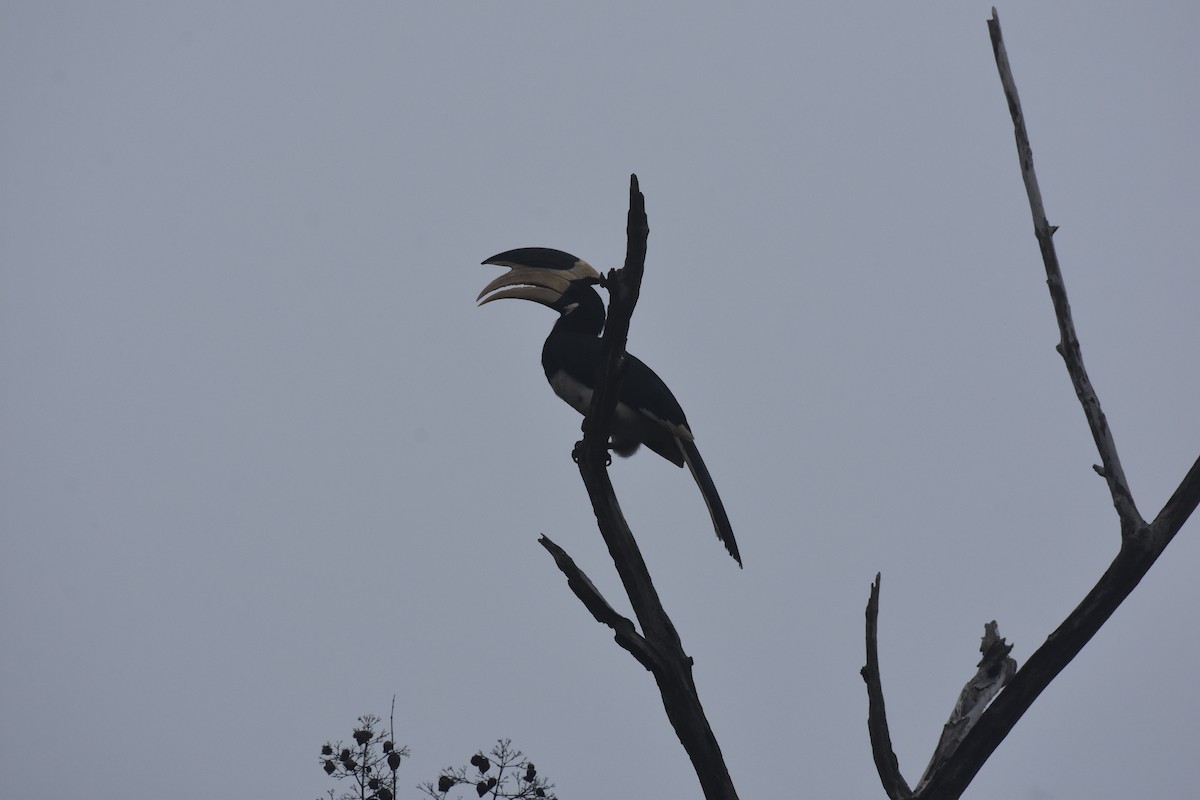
681 439 741 567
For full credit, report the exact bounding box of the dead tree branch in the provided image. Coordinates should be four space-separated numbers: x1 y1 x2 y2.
863 10 1200 799
543 175 739 800
538 534 656 671
861 575 912 800
988 8 1142 534
913 622 1015 794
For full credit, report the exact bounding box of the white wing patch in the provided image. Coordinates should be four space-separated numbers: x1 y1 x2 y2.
641 407 694 441
548 370 693 440
548 370 593 416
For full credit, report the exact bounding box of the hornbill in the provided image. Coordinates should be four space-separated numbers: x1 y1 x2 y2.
478 247 740 567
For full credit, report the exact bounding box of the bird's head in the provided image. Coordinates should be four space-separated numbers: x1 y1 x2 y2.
477 248 603 315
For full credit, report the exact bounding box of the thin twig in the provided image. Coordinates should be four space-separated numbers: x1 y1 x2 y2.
538 534 655 671
988 6 1142 533
860 574 912 800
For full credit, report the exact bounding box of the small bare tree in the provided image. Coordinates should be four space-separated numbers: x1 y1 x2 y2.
477 13 1197 800
861 11 1200 800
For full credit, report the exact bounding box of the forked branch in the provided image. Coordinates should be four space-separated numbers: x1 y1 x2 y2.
541 175 739 800
863 10 1200 799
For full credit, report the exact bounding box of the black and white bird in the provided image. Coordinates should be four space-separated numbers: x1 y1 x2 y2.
478 247 740 567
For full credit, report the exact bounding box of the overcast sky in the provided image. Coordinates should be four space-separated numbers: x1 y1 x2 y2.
2 3 1198 799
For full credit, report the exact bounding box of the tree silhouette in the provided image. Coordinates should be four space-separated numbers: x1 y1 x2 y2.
860 11 1200 800
317 714 555 800
318 714 408 800
326 12 1196 800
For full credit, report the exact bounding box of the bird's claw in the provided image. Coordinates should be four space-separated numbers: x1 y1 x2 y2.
570 439 612 466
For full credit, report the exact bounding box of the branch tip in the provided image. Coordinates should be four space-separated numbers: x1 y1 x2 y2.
863 572 911 799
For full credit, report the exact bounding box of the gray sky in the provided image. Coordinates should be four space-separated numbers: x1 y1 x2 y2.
2 3 1197 799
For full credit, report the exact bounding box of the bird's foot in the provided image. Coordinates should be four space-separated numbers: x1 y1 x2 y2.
570 440 612 466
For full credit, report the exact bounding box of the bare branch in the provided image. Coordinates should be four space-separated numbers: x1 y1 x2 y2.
988 7 1142 533
865 13 1199 799
861 575 912 800
538 535 656 671
549 175 739 800
915 622 1016 793
572 175 683 647
1149 455 1200 548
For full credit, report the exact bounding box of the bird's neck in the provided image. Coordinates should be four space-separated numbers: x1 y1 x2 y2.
551 287 606 338
550 311 603 338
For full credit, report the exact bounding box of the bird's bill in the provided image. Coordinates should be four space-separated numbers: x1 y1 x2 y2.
477 262 602 308
482 248 599 278
476 266 575 303
477 249 601 307
477 283 563 308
